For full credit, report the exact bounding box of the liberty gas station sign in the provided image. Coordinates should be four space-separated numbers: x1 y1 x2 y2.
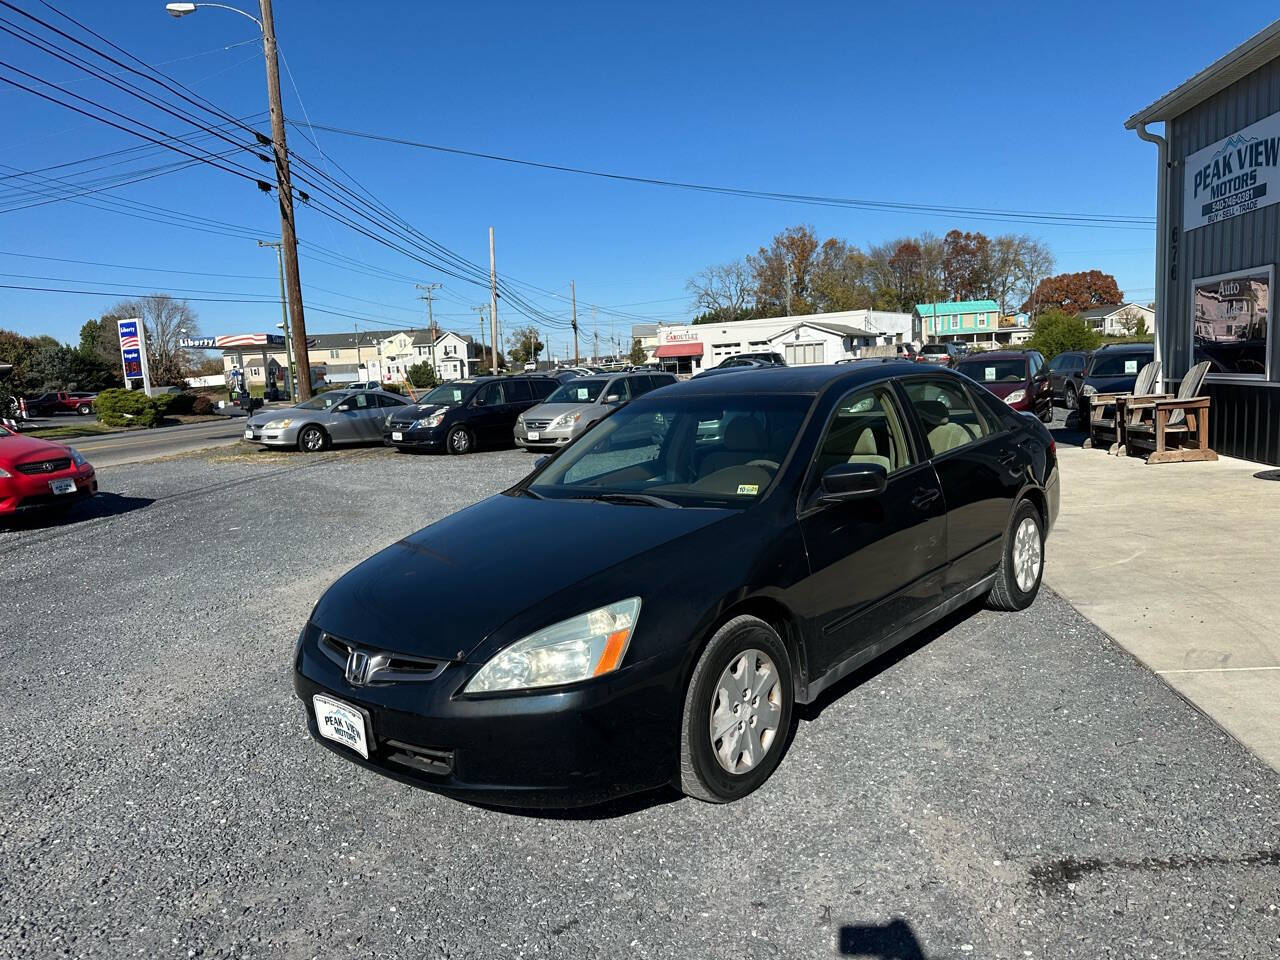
1184 108 1280 231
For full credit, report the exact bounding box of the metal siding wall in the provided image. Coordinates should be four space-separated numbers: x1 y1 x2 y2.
1165 57 1280 381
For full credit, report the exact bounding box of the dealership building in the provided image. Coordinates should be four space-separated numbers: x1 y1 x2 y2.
1126 19 1279 464
648 309 912 375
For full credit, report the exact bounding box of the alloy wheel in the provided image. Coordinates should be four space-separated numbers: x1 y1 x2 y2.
449 428 470 454
1012 516 1042 592
708 648 782 774
301 427 324 452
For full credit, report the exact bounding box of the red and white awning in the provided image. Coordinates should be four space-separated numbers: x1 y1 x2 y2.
654 341 705 358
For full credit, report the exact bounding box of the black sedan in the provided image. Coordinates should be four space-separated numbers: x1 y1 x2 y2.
294 363 1059 806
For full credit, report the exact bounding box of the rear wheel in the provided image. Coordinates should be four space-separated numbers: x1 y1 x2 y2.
1063 383 1077 412
297 425 328 453
446 425 473 455
987 499 1044 611
679 615 793 803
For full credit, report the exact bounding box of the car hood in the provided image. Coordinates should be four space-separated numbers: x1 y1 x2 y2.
309 493 729 660
390 402 450 422
979 381 1029 399
524 402 597 420
0 433 71 466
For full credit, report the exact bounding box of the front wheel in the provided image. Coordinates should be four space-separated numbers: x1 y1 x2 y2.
297 425 328 453
679 615 793 803
986 499 1044 611
446 425 473 455
77 405 91 416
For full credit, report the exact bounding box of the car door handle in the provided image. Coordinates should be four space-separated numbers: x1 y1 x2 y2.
911 488 940 510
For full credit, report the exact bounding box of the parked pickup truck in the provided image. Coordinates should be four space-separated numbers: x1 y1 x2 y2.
24 391 97 416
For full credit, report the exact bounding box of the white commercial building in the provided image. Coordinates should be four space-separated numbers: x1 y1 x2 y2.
651 309 912 374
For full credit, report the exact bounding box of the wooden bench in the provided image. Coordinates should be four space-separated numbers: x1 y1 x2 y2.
1121 360 1216 464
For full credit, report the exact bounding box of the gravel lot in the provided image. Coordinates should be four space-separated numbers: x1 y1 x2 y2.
2 443 1278 959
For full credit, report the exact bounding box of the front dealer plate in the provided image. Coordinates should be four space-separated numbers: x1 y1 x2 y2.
312 694 370 759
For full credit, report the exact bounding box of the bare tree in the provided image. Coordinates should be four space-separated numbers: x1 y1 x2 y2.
106 295 200 384
686 260 755 319
1014 239 1056 319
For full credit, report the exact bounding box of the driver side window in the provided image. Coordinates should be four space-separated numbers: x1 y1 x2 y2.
813 387 913 479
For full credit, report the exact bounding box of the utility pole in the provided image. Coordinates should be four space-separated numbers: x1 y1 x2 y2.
472 305 490 373
354 323 361 377
416 281 442 376
257 239 294 398
570 280 580 364
592 306 598 364
488 227 499 374
259 0 311 399
785 262 795 316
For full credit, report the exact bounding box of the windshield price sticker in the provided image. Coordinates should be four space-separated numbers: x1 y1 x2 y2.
736 484 759 496
985 366 997 381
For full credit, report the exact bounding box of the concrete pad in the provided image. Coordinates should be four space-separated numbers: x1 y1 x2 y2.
1045 441 1280 769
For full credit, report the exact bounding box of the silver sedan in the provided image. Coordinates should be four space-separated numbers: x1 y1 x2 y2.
242 389 411 452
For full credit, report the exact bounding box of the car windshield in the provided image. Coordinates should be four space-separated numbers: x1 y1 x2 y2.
418 382 474 407
920 344 948 355
956 358 1028 383
528 394 811 509
1090 353 1149 378
546 379 606 404
295 393 350 411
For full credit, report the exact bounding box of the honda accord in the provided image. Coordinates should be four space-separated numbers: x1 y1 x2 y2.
294 362 1059 806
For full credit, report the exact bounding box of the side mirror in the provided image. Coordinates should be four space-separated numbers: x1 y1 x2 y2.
604 394 621 403
335 404 351 412
819 462 887 502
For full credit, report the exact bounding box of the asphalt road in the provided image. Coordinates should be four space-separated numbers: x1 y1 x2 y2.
67 416 249 468
2 445 1278 960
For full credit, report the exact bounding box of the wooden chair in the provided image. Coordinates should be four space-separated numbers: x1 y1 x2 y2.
1084 360 1160 451
1120 360 1216 464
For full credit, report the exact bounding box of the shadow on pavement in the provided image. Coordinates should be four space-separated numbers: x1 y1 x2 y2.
2 492 155 532
838 918 930 958
468 784 684 822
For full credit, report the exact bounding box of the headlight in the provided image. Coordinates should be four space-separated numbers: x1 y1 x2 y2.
551 412 582 429
464 598 642 694
1004 390 1026 405
264 418 293 429
1081 384 1097 397
67 447 88 468
0 467 10 478
414 412 446 428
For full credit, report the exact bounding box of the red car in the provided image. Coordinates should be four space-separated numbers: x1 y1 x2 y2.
0 423 98 515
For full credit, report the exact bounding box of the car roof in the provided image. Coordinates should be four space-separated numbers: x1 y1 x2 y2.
662 360 927 396
1095 342 1153 352
957 351 1029 361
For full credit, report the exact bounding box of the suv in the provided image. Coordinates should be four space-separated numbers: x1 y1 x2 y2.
917 342 963 367
1046 350 1092 410
515 371 677 450
954 349 1053 422
385 375 558 455
1077 343 1156 421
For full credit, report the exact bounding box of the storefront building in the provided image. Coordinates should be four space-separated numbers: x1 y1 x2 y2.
1126 20 1280 464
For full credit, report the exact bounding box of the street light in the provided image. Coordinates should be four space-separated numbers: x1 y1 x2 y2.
165 0 313 398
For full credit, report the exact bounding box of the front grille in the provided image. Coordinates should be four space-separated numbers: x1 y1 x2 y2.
318 632 448 684
389 420 414 429
16 457 71 475
524 419 552 430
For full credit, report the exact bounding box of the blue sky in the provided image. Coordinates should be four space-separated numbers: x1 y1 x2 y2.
2 0 1277 355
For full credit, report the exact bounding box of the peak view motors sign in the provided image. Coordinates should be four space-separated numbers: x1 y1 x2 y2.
1184 109 1280 231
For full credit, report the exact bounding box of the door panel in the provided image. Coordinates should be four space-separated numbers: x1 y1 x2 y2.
795 385 946 677
900 376 1021 597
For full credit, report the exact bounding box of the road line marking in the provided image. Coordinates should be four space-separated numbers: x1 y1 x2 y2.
1157 666 1280 674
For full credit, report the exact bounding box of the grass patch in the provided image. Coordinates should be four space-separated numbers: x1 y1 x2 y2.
24 423 123 440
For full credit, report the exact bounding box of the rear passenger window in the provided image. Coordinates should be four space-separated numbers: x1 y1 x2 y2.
507 380 533 402
903 379 993 457
629 376 652 396
531 379 556 399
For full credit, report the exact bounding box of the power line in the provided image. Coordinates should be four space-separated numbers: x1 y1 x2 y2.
295 119 1156 230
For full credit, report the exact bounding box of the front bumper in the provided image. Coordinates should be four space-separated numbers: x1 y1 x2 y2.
513 422 577 449
241 424 301 448
385 424 444 449
293 624 681 807
0 468 97 514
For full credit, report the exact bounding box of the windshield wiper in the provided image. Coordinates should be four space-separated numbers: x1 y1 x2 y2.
569 492 680 509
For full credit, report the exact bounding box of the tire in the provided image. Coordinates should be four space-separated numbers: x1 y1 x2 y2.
1063 383 1077 413
297 425 328 453
446 425 473 455
77 405 91 416
986 498 1044 611
678 615 793 803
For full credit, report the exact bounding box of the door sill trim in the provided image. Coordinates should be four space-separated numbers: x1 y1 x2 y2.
799 573 996 705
